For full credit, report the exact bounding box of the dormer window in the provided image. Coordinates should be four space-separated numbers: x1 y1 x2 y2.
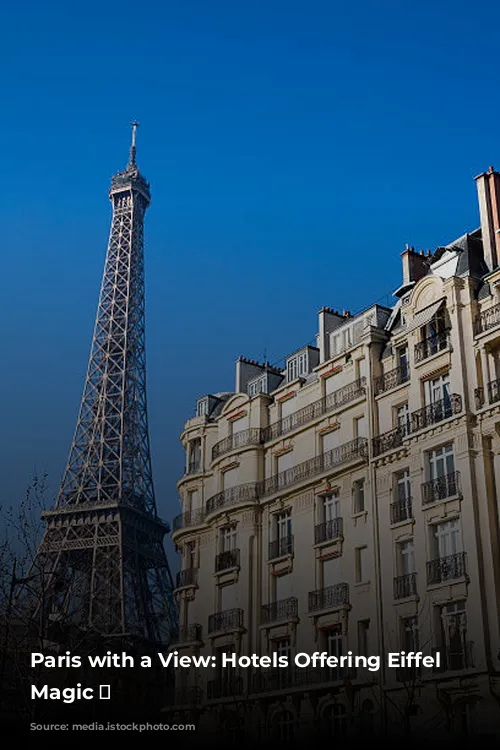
287 358 298 382
248 376 266 397
285 347 319 382
197 398 208 417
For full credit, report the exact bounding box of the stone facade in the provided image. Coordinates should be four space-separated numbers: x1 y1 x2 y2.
166 166 500 741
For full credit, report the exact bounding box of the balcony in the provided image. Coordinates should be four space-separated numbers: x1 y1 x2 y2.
207 676 244 700
208 608 244 635
390 497 413 524
422 471 460 505
372 424 408 457
215 549 240 573
174 686 202 707
261 596 298 625
314 517 343 545
173 508 206 532
308 582 349 613
475 302 500 334
250 665 355 694
175 567 198 589
414 330 450 363
212 428 263 461
171 623 203 645
393 572 417 600
257 438 368 498
261 379 366 442
410 395 462 432
426 552 467 585
206 482 259 516
374 365 410 396
269 535 293 560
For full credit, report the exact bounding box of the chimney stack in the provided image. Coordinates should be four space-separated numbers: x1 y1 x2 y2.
475 165 500 272
400 245 429 286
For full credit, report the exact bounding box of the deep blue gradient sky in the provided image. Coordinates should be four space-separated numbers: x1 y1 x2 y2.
1 1 499 552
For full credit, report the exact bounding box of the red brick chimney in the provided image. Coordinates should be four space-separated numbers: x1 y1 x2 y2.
475 165 500 272
400 245 429 286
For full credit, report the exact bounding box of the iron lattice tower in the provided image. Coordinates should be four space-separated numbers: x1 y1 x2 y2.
27 125 178 645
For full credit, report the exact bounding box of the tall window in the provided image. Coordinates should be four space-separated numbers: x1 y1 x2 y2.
434 519 462 559
298 351 308 376
220 525 237 552
273 711 295 741
399 539 415 575
197 399 208 417
188 438 201 473
322 703 348 735
397 346 409 379
396 403 410 432
401 616 419 652
355 546 368 583
276 510 292 541
358 620 370 655
428 443 454 481
325 626 343 680
287 358 298 382
355 415 367 438
395 469 411 501
322 493 340 522
353 479 365 513
274 638 291 661
439 601 469 670
185 540 197 569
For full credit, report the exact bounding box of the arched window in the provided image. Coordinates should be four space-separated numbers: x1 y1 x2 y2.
272 709 295 741
322 702 348 735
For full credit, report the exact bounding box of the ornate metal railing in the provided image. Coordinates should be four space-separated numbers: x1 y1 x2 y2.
393 572 417 600
208 608 244 634
488 378 500 404
475 302 500 334
261 379 366 442
261 596 298 625
411 394 461 431
372 424 408 457
374 365 410 396
206 482 259 515
308 582 349 612
257 438 368 498
175 567 198 589
212 428 263 461
172 623 202 644
426 552 467 585
215 549 240 572
269 536 294 560
422 471 460 505
414 329 450 363
173 508 206 531
314 517 343 545
390 497 413 524
207 676 244 700
174 686 202 706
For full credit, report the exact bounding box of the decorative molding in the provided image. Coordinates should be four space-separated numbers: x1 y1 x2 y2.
276 390 296 403
227 409 248 422
317 421 340 435
320 365 343 379
221 460 240 473
315 483 340 496
420 365 450 382
273 444 293 457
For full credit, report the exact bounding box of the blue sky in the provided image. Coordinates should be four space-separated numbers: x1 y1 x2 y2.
1 0 498 546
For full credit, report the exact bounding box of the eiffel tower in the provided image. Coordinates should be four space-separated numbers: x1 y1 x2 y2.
23 125 178 645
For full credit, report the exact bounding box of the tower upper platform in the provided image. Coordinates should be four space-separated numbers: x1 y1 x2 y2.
109 122 151 204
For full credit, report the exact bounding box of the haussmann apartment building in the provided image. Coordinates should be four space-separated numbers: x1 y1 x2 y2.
166 165 500 741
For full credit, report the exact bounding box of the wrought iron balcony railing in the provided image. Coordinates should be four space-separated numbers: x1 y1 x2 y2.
175 567 198 589
422 471 460 505
172 623 202 644
257 438 368 498
475 302 500 334
212 428 263 461
411 394 461 432
374 365 410 396
261 379 366 442
308 582 349 613
174 686 202 706
488 378 500 405
173 508 206 532
390 497 413 524
215 549 240 572
208 608 244 634
207 676 244 700
426 552 467 585
393 572 417 600
414 329 450 363
314 517 343 545
269 535 293 560
432 642 474 672
206 482 259 516
372 424 408 457
373 396 462 457
261 596 298 625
